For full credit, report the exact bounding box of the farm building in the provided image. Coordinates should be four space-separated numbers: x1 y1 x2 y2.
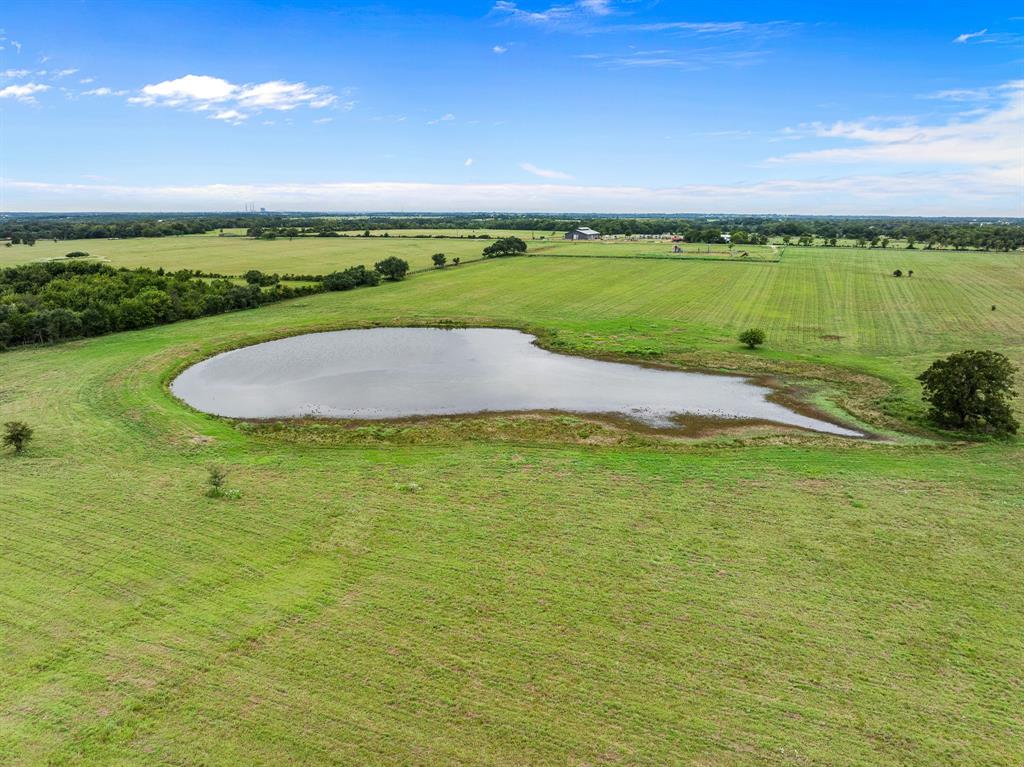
565 227 601 241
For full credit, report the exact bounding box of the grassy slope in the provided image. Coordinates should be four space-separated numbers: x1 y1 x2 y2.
1 250 1022 765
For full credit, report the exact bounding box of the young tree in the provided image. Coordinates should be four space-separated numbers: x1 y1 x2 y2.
3 421 33 453
893 269 903 277
206 464 230 498
431 253 447 268
374 256 410 281
452 257 461 266
738 328 766 349
917 350 1018 435
482 236 527 258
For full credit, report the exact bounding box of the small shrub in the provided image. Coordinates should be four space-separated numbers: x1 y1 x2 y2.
323 265 380 291
3 421 33 453
893 269 903 277
452 257 461 266
65 251 90 258
738 328 766 349
205 464 230 498
243 269 280 286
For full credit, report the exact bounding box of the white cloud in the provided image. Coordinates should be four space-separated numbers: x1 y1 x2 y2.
234 80 335 110
1 68 30 78
131 74 237 106
464 157 475 166
769 80 1023 193
491 1 576 25
578 0 612 15
313 116 333 124
954 29 987 43
53 68 78 78
79 77 94 84
83 87 129 97
0 82 50 102
520 161 573 179
12 40 22 54
493 3 793 40
128 73 339 122
212 109 246 123
493 44 508 53
924 86 997 102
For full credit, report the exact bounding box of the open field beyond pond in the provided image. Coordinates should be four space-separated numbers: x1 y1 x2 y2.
0 232 488 274
5 229 1002 277
1 248 1023 765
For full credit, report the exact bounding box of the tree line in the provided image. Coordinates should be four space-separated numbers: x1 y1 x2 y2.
4 214 1021 251
0 261 324 349
0 253 419 350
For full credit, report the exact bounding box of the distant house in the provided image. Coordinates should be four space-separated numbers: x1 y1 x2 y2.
565 227 600 241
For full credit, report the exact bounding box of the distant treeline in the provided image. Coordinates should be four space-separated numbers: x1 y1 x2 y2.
3 213 1023 251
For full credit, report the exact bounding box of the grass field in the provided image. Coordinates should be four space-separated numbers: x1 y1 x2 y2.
1 248 1022 765
0 233 490 275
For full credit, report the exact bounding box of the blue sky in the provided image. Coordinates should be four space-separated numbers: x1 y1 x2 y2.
1 0 1022 214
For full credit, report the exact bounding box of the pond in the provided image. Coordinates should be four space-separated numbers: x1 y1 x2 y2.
171 328 863 437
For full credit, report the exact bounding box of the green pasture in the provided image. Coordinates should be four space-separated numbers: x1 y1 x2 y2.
1 247 1022 765
336 227 563 239
0 233 488 275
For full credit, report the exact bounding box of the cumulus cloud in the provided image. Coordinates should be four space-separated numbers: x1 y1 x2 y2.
1 68 30 78
520 162 573 179
128 73 338 121
493 44 508 53
0 82 50 102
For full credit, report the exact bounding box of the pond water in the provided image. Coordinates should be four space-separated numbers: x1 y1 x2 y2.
171 328 862 437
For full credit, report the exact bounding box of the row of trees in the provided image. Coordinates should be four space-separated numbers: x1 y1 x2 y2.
5 214 1022 251
0 261 322 349
0 255 418 350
